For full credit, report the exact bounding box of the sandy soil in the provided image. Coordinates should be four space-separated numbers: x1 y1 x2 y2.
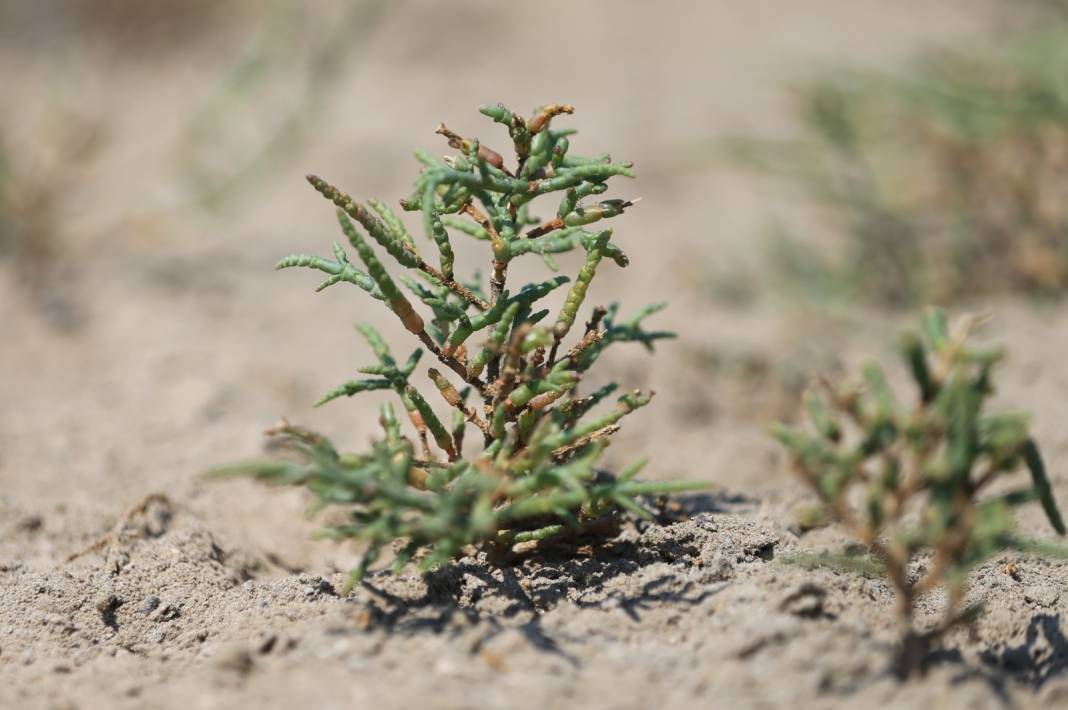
4 2 1068 708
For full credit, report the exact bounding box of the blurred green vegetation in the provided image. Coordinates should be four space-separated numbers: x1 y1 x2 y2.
178 0 390 210
732 14 1068 308
0 1 392 328
0 109 105 328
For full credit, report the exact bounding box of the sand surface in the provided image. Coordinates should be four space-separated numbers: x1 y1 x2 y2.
4 2 1068 708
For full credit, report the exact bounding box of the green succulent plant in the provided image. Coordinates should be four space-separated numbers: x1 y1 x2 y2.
774 308 1066 677
214 102 700 591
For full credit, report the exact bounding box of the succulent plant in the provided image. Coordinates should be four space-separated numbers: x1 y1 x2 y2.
214 102 700 590
774 308 1066 677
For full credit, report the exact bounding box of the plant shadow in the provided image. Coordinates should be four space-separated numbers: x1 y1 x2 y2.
650 489 760 523
922 613 1068 700
979 613 1068 688
346 513 738 663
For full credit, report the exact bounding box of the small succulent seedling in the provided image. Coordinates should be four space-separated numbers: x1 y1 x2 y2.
215 103 700 590
773 308 1066 678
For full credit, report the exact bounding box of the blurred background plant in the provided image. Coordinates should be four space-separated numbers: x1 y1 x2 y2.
0 106 105 329
727 4 1068 308
176 0 390 211
774 308 1066 677
0 0 392 329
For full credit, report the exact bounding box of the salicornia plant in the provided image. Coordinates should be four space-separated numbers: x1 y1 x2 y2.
216 102 698 590
773 308 1066 678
